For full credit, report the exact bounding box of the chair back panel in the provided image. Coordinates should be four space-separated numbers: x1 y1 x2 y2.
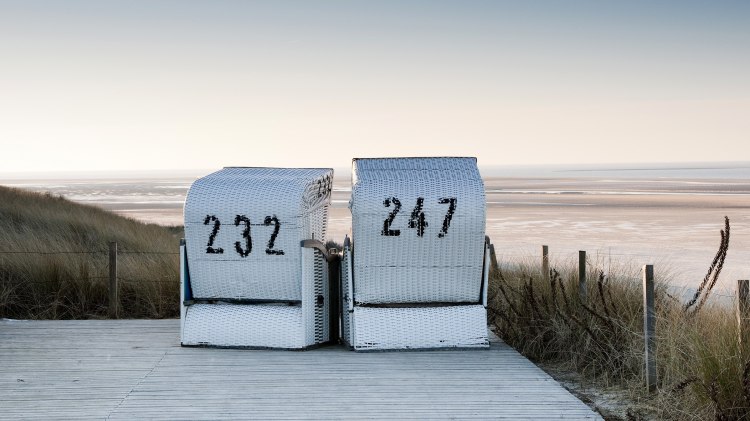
184 167 333 301
350 158 485 304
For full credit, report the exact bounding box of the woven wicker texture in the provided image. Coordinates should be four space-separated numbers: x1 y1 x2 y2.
340 241 489 350
184 167 332 300
301 247 330 346
182 304 306 349
350 157 486 303
341 244 353 346
352 305 489 351
180 246 331 349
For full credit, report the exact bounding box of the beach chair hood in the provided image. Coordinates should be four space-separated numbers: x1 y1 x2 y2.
184 167 333 301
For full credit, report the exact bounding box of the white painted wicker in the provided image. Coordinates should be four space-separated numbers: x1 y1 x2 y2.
181 167 332 349
352 306 488 350
180 247 330 349
341 242 489 351
350 157 486 304
183 304 307 349
341 239 354 346
342 157 489 351
184 167 332 301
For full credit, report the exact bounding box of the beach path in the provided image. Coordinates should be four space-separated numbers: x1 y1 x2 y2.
0 319 600 420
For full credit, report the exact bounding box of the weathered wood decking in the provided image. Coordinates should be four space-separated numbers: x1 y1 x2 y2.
0 320 601 420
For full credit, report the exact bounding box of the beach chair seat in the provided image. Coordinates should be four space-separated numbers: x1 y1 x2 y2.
341 157 491 351
180 167 334 349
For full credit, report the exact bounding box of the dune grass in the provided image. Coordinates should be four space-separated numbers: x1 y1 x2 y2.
488 217 748 419
0 185 182 319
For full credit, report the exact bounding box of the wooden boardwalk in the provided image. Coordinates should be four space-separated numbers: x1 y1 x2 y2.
0 319 601 420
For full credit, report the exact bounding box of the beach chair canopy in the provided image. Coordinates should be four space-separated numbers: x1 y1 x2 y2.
350 157 487 304
184 167 333 301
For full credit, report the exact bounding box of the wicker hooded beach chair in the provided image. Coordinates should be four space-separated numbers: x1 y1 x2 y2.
341 157 491 351
180 167 334 349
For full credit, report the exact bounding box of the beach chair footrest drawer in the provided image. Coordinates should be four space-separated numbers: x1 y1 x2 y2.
347 304 489 351
182 304 318 349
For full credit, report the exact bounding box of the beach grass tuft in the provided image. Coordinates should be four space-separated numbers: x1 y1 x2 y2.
489 216 748 419
0 185 181 319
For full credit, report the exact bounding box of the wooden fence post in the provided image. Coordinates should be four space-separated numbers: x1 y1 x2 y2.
542 245 549 282
109 241 119 318
489 243 499 273
579 250 587 303
738 279 749 351
643 264 656 393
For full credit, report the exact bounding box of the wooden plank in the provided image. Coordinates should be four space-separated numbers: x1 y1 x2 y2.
0 319 601 420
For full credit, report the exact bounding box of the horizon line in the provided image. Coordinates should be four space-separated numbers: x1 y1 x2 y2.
1 160 749 180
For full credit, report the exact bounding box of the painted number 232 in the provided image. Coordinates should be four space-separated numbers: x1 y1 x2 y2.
203 214 284 257
381 197 457 238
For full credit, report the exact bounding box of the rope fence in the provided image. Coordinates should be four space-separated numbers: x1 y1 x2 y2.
0 250 178 255
4 277 178 285
0 242 180 318
0 250 107 255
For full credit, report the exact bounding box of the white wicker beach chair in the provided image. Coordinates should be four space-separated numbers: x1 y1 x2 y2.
341 157 491 351
180 167 334 349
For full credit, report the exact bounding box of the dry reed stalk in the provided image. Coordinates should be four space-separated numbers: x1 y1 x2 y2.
568 311 607 353
685 230 724 309
550 270 558 310
581 301 616 334
541 296 553 316
495 275 522 318
685 216 730 313
597 270 612 319
487 306 519 339
625 408 639 421
556 271 574 316
705 377 728 421
694 217 730 314
671 376 698 393
538 289 552 315
665 292 680 303
553 308 573 329
606 284 619 315
524 279 543 325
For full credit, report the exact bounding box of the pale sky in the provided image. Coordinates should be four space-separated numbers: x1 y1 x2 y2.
1 0 748 172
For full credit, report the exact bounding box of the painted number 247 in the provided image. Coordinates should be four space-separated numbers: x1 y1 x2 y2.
381 197 457 238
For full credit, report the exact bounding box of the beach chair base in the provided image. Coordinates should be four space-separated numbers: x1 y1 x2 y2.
340 234 492 352
182 304 323 349
180 241 330 350
343 305 489 351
